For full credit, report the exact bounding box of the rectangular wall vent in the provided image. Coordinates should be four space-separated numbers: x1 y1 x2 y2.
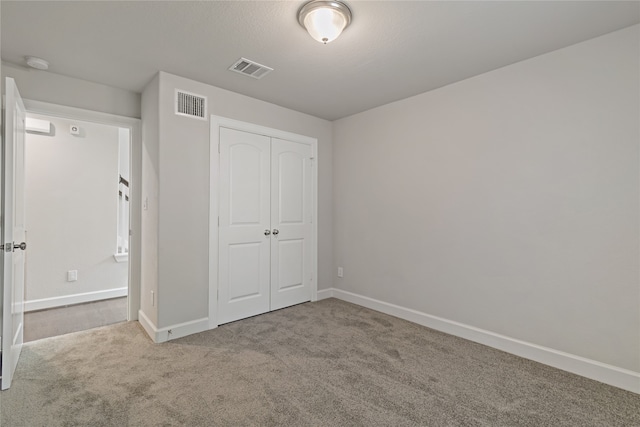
228 58 273 79
176 90 207 120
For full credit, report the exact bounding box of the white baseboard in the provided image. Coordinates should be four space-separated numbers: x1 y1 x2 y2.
327 288 639 394
24 287 128 312
137 309 159 342
137 309 211 343
316 288 334 300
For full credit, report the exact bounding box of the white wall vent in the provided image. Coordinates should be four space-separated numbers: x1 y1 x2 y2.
175 90 207 120
228 58 273 79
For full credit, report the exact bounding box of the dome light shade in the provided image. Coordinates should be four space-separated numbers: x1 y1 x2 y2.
298 1 352 44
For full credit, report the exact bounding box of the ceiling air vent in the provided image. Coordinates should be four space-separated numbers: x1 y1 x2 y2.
228 58 273 79
176 90 207 120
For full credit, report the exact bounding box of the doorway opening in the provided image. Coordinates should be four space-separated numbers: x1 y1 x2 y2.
22 112 131 342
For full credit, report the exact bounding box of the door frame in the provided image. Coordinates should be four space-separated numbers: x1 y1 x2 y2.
209 116 318 329
23 99 142 321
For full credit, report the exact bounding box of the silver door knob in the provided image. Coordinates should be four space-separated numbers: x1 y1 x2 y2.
264 229 271 236
13 242 26 251
272 229 279 235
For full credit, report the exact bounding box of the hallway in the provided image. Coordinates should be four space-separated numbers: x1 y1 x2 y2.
23 297 127 342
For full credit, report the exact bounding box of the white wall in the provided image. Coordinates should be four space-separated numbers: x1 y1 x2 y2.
118 128 130 182
140 74 160 326
1 62 140 118
141 71 333 330
25 114 127 305
0 4 4 329
333 25 639 373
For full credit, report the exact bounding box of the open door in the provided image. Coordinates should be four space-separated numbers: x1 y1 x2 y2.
1 77 27 390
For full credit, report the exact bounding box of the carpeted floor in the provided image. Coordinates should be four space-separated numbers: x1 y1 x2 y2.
1 298 638 426
24 297 128 342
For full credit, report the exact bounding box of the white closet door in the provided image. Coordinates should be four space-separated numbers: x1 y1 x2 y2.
270 138 313 310
218 128 271 324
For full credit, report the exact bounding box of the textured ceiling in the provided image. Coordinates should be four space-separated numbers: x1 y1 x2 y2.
2 1 639 121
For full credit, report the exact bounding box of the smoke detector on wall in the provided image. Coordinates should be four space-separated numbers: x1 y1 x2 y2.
25 56 49 70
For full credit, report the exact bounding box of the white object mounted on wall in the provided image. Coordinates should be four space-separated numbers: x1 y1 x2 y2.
25 117 50 134
25 56 49 70
70 124 80 135
175 89 207 120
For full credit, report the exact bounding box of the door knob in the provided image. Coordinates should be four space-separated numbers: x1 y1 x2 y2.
13 242 27 251
264 229 271 236
272 229 279 235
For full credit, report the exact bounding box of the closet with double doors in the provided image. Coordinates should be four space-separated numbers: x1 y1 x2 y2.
214 123 316 325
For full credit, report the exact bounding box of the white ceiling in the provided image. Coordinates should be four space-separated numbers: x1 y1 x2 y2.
2 1 639 121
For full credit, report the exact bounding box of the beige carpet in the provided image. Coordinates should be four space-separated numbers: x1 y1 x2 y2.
1 298 638 426
24 297 128 342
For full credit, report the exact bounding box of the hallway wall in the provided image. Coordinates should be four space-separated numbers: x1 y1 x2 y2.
25 114 128 310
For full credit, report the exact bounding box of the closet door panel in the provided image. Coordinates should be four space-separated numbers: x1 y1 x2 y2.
270 138 313 310
218 127 271 324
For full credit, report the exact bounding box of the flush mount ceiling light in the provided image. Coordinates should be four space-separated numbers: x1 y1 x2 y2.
298 0 352 44
25 56 49 70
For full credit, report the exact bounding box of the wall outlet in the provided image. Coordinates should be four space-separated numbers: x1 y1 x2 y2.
337 267 344 278
67 270 78 282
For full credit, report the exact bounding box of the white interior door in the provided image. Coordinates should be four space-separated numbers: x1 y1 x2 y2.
218 127 271 324
270 138 313 310
2 77 27 390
